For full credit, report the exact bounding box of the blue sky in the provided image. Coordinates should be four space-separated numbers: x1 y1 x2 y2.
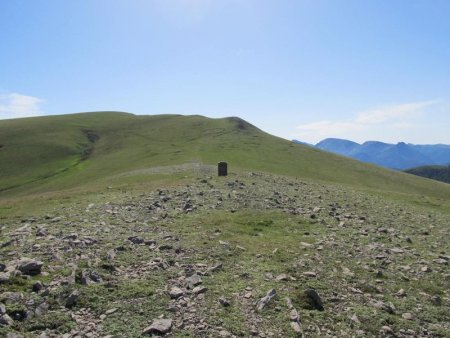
1 0 450 144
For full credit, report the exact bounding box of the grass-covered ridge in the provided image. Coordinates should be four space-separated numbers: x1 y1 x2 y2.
1 111 450 202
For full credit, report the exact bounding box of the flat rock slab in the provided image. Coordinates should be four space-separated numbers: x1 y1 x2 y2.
193 286 207 295
143 318 172 335
185 274 202 289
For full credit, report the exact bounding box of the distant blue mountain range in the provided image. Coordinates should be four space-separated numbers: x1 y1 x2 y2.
293 138 450 170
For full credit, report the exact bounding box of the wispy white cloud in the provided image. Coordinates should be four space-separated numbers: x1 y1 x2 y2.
294 100 441 143
0 93 44 119
355 100 438 124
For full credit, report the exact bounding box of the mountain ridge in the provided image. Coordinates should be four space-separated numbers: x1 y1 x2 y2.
294 137 450 170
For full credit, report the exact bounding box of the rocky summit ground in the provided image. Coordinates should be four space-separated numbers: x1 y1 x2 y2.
0 171 449 337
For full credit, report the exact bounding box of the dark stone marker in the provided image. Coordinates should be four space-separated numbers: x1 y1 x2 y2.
218 161 228 176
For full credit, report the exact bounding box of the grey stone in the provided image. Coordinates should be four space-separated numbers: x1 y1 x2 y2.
303 271 317 278
66 290 80 307
105 308 118 315
35 302 49 317
6 333 24 338
64 233 78 240
275 273 288 281
371 300 396 314
402 312 414 320
185 274 202 289
431 295 442 305
395 289 406 297
304 289 324 311
169 287 184 299
380 326 394 335
219 297 230 307
434 258 448 265
36 227 47 237
207 263 223 274
192 286 207 295
290 321 302 334
128 236 144 244
0 272 10 283
350 314 360 323
0 313 14 326
80 269 102 285
290 309 299 321
17 258 43 276
421 266 432 273
143 318 172 334
256 289 277 311
107 249 116 261
32 281 44 292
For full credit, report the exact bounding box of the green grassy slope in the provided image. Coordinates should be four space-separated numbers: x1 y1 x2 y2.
1 112 450 200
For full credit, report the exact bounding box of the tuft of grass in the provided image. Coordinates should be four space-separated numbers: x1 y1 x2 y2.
23 312 75 334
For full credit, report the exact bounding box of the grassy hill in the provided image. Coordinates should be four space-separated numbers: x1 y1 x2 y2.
1 111 450 203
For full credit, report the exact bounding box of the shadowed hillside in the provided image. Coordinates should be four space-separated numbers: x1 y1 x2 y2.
406 165 450 184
